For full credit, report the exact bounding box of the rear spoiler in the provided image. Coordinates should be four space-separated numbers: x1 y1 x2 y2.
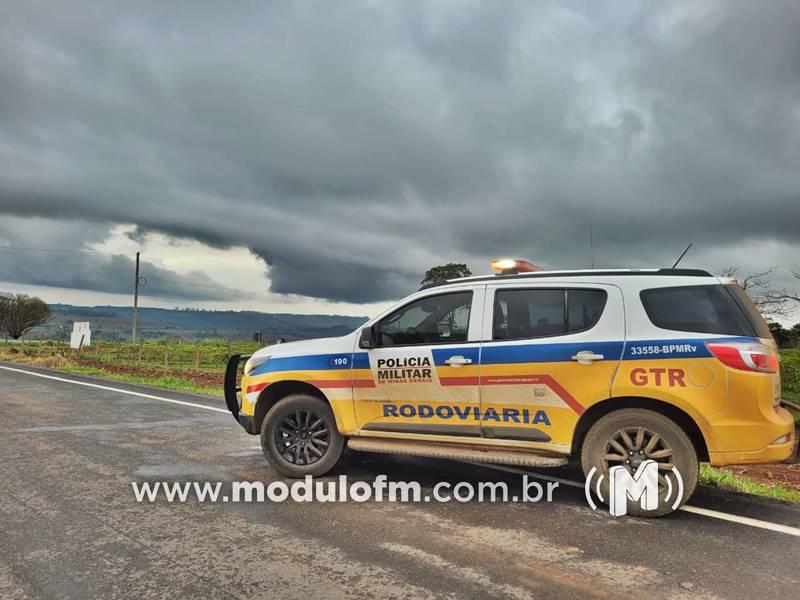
224 354 250 423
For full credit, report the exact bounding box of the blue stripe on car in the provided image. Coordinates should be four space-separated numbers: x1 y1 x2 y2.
250 336 758 376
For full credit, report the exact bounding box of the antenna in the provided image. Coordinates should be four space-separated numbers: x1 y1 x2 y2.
589 222 595 269
672 242 693 268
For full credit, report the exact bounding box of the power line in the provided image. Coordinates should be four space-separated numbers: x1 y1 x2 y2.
144 275 236 293
0 244 243 297
0 245 123 256
0 245 234 290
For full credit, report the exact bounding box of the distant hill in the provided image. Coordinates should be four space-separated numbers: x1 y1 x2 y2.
31 304 368 342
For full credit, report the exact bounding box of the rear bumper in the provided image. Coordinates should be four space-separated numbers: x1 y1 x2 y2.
708 406 796 466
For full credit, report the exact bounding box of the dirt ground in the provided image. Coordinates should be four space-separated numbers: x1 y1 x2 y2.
724 462 800 491
79 359 224 389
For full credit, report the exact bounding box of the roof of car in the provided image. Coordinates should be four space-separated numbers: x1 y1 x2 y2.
419 268 713 290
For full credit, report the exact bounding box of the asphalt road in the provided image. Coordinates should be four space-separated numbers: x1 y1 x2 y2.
1 362 798 600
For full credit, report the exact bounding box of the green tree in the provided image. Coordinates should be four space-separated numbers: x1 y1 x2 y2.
420 263 472 287
0 293 10 334
768 322 791 348
1 293 51 339
790 323 800 349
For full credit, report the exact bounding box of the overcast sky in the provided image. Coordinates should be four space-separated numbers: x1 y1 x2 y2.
1 0 799 320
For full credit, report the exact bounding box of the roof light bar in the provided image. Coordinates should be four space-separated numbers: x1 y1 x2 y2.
490 258 543 275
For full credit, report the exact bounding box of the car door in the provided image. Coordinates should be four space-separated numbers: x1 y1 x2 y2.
354 286 485 438
478 283 624 450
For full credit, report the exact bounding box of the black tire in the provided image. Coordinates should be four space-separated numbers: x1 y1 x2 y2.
260 394 345 478
580 408 698 517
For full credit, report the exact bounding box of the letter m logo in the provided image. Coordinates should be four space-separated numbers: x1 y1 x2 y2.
608 460 659 516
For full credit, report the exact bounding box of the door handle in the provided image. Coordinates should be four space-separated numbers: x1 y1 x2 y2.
444 355 473 367
571 350 604 365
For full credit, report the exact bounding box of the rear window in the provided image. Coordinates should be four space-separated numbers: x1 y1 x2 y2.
640 284 761 337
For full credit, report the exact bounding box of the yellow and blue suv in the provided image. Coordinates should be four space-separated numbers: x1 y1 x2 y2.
224 261 794 516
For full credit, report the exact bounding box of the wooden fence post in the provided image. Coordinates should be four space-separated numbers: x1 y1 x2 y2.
164 342 169 368
137 341 143 367
194 342 201 370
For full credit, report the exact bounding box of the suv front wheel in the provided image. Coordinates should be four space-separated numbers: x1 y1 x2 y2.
580 408 699 517
261 394 345 478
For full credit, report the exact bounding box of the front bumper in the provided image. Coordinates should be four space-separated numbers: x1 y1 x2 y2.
224 353 256 433
238 413 257 434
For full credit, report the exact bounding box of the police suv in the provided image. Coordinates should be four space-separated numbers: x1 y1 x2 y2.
224 260 794 516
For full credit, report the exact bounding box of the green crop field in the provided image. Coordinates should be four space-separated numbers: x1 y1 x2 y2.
1 338 262 369
0 339 263 395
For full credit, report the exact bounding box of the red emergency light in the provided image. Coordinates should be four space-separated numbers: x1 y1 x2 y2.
490 258 543 275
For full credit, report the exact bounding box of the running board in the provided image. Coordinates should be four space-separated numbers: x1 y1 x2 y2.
347 438 568 468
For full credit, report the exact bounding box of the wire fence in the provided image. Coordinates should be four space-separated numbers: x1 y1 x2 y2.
0 339 262 372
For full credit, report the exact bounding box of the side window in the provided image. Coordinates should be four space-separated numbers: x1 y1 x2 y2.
494 289 564 340
378 292 472 347
567 289 607 332
493 288 607 340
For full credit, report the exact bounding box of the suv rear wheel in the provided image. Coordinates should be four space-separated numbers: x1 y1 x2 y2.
260 394 344 478
580 408 698 517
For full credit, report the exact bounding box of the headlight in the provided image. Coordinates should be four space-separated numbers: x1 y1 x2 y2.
244 354 270 376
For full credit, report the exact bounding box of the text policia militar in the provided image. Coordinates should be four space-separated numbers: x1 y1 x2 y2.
376 356 433 382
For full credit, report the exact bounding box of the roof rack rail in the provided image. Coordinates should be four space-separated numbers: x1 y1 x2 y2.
418 268 712 291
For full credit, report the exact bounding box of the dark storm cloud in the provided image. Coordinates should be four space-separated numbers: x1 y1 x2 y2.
0 219 248 301
1 0 799 302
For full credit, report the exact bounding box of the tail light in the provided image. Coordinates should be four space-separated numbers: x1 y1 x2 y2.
705 341 779 373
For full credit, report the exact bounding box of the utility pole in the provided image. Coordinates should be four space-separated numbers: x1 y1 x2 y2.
132 251 140 343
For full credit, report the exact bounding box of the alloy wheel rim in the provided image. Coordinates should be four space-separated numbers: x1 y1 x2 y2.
274 409 330 465
601 427 675 490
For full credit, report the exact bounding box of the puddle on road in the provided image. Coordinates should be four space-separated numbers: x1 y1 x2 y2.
226 448 264 457
19 415 220 433
133 461 231 479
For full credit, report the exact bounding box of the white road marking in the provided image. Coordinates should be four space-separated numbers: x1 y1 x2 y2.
679 505 800 537
467 462 800 537
465 461 583 489
4 364 800 536
0 364 229 414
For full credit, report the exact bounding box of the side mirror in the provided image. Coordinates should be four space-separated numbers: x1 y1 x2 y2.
359 326 376 349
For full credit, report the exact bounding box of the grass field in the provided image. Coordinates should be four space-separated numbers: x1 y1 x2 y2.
0 339 262 396
699 464 800 502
